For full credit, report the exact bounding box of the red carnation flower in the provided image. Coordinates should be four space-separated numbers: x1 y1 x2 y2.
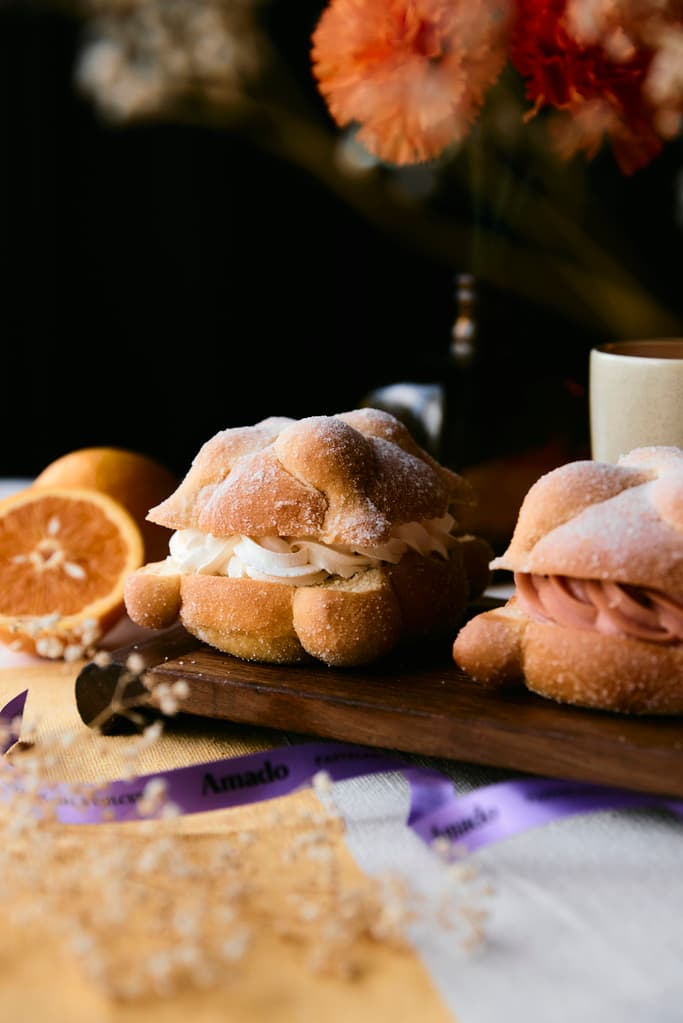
510 0 664 173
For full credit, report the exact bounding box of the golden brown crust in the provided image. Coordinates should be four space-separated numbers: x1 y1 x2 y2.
125 545 484 667
337 408 473 503
452 602 526 687
491 448 683 592
292 570 402 667
497 460 652 569
146 410 472 547
125 409 492 667
123 563 181 630
196 447 326 539
453 596 683 715
454 447 683 714
179 575 307 664
148 418 293 532
521 619 683 714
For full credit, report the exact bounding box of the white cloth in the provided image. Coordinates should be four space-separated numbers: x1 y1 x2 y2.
333 765 683 1023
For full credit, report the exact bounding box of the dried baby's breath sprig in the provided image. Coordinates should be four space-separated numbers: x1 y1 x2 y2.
8 612 104 662
276 800 492 980
0 726 254 1000
82 644 191 735
0 691 493 1000
125 651 146 676
148 680 191 717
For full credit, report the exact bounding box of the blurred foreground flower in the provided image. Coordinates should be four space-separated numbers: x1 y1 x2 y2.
311 0 683 172
512 0 680 174
76 0 263 121
311 0 510 165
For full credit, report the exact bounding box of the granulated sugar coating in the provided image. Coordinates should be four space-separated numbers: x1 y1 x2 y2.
495 447 683 592
527 485 683 591
497 459 653 568
124 409 493 668
147 409 465 545
453 446 683 714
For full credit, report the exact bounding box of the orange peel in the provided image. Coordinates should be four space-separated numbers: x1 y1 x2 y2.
33 447 177 562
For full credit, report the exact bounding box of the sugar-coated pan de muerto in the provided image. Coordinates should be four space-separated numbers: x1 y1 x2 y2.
453 446 683 714
124 409 493 667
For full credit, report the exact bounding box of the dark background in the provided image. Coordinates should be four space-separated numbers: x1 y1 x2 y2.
2 0 682 483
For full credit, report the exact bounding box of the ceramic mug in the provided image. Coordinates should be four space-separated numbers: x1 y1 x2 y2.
589 339 683 463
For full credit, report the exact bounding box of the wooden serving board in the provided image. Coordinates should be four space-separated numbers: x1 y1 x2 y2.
75 623 683 799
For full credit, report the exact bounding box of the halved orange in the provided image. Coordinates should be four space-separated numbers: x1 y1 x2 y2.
0 487 144 657
32 447 177 562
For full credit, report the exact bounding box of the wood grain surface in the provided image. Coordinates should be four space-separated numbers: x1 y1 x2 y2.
75 623 683 798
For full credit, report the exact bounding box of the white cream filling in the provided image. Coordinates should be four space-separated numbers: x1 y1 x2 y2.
164 514 457 587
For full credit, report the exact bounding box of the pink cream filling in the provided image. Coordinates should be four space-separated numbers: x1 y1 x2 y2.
514 573 683 645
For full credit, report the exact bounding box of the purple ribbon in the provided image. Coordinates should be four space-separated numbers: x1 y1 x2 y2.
3 690 683 854
0 690 27 755
406 771 683 852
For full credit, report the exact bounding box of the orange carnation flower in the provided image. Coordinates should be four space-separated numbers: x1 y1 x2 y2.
311 0 510 165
